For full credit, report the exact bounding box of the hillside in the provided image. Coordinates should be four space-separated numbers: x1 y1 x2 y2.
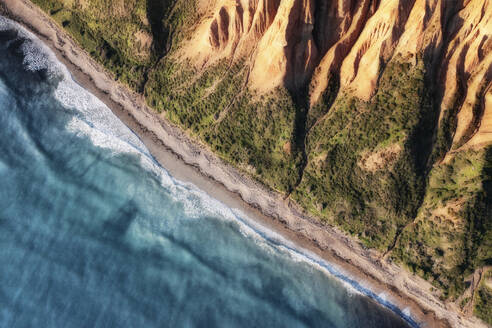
19 0 492 323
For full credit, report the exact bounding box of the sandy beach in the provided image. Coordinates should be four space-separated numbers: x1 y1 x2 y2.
0 1 487 327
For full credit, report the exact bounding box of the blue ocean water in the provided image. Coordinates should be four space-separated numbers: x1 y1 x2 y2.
0 17 414 328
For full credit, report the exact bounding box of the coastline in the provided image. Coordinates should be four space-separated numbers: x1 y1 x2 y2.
0 1 486 327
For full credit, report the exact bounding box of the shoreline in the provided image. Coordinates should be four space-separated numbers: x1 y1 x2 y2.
0 1 486 327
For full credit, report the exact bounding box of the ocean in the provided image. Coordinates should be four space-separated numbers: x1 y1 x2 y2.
0 17 414 328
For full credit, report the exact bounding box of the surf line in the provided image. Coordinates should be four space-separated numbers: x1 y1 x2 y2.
230 210 420 328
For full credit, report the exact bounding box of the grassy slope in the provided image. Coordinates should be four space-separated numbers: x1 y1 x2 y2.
145 57 303 192
392 148 492 299
475 270 492 325
293 57 435 251
31 0 151 90
29 0 491 313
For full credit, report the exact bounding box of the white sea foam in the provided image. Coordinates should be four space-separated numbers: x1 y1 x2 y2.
0 16 61 77
1 16 419 328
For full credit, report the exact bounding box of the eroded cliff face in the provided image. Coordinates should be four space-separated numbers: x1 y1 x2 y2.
184 0 491 152
441 0 492 153
181 0 281 68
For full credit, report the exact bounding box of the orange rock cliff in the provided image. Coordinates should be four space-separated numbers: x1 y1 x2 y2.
184 0 491 152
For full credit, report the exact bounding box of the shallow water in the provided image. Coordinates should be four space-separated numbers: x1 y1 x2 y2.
0 17 413 328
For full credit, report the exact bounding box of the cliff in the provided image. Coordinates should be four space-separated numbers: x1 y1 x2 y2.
184 0 491 147
18 0 492 324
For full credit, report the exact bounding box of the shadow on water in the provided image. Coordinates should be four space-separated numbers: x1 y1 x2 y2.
103 200 139 236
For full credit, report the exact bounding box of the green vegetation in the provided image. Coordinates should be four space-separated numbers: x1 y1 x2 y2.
293 57 435 250
31 0 152 89
475 270 492 325
145 58 303 192
29 0 491 317
392 147 492 299
306 74 339 130
30 0 198 91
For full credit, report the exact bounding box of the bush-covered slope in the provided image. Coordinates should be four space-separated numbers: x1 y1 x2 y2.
145 57 303 192
392 148 492 300
293 57 435 250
